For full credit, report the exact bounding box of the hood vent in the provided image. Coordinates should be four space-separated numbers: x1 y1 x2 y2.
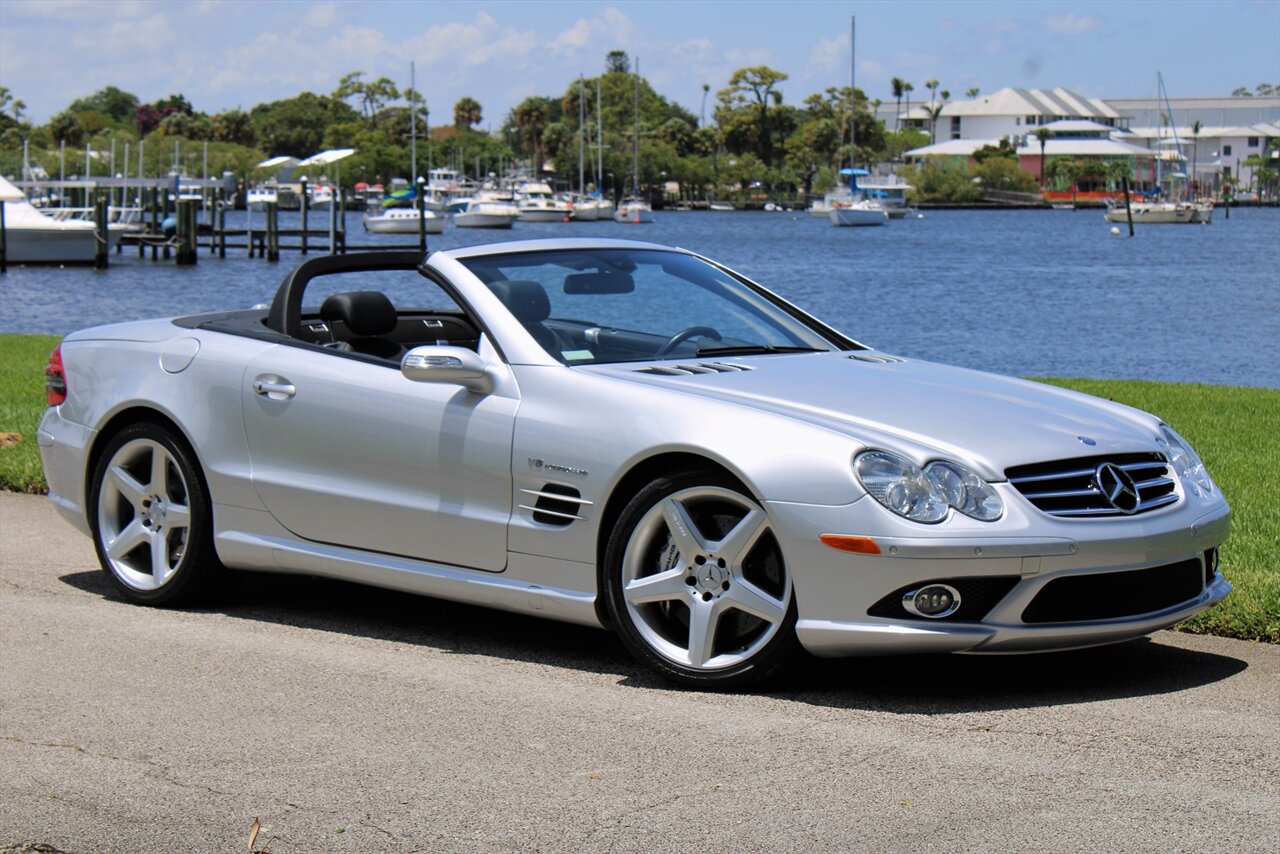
849 352 904 364
519 484 593 526
636 362 756 376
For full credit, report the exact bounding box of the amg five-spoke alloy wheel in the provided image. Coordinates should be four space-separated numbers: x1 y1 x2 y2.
605 471 798 689
89 423 224 605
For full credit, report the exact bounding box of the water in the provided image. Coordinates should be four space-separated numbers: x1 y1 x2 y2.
2 206 1277 388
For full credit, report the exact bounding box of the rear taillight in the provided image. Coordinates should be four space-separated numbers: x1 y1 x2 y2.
45 344 67 406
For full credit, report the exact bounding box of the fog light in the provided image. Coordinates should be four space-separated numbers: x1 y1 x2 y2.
903 584 962 619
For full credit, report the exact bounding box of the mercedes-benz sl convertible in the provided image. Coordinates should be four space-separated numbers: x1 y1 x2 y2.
38 238 1231 688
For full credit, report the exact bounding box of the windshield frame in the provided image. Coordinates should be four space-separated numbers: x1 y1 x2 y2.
453 246 864 367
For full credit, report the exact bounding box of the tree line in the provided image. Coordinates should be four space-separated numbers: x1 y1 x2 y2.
0 53 934 201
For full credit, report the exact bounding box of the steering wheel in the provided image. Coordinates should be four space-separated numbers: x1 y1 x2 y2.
655 326 722 358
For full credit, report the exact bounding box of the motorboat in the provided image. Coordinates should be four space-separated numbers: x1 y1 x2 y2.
859 178 915 218
829 199 889 227
246 185 277 211
516 182 574 222
614 198 654 223
0 176 127 262
454 198 519 229
362 206 444 234
309 185 334 210
809 189 852 217
709 201 735 212
563 194 599 221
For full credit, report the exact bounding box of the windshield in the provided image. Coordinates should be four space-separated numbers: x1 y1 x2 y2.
457 248 843 365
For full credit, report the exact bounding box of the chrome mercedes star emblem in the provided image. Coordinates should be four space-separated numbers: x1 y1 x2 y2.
1095 462 1140 514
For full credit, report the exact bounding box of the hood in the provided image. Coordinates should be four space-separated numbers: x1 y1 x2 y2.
585 352 1163 479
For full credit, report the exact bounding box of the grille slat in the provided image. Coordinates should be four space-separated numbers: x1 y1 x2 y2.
1007 452 1178 518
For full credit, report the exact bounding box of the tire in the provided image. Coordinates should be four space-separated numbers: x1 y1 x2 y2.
603 470 799 690
88 422 225 606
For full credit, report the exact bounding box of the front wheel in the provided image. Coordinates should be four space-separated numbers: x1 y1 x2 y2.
604 471 799 689
89 422 225 606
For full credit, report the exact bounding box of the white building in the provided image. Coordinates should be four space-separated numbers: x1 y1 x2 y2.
891 86 1279 194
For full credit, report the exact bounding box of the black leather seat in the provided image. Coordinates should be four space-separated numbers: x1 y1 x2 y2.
318 291 405 360
486 280 563 354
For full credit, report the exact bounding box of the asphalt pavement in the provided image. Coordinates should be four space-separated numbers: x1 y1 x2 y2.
1 491 1277 853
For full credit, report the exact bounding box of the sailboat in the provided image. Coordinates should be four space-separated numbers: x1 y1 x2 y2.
614 58 654 223
1104 72 1211 225
830 17 887 227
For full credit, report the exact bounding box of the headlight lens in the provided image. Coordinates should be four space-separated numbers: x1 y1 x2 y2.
855 451 948 523
924 461 1004 521
1158 424 1215 496
855 452 1003 523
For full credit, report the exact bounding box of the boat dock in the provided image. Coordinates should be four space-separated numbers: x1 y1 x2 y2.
1 178 435 272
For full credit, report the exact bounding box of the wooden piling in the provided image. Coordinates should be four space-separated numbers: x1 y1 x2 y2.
94 191 109 269
328 195 337 255
217 203 227 258
0 201 8 274
300 179 309 255
266 202 279 262
417 186 427 252
175 199 197 265
1121 176 1134 237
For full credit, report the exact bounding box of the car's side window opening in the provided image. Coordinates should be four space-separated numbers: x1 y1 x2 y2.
296 269 480 359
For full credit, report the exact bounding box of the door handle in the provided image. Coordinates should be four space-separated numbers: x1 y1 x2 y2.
252 377 296 400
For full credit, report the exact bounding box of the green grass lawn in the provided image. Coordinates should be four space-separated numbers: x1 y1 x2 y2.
1 334 1275 642
0 334 60 493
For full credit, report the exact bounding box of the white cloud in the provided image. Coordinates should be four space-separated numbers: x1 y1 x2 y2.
808 33 849 74
548 8 633 58
1042 13 1102 36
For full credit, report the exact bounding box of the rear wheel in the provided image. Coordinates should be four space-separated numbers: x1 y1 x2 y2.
604 471 798 689
89 422 224 605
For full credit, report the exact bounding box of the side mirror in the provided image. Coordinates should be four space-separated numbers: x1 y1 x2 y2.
401 346 494 394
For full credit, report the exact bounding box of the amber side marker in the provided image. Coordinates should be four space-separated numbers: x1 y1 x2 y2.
820 534 882 555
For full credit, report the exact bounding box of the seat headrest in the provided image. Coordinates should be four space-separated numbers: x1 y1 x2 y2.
319 291 397 336
487 279 550 323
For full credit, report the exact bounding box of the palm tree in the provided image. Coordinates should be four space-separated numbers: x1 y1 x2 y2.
514 97 548 177
1034 127 1052 188
925 79 940 107
902 81 914 132
891 77 906 132
927 104 944 144
453 97 482 130
966 87 980 99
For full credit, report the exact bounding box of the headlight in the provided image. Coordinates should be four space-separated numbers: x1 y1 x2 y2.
924 461 1004 521
1158 424 1215 496
855 452 1003 523
855 451 948 523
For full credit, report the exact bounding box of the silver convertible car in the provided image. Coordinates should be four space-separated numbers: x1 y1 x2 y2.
38 238 1231 688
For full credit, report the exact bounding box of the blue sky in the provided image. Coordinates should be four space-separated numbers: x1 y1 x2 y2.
1 0 1277 126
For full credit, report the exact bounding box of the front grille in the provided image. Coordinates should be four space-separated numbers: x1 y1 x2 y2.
1006 453 1178 518
867 575 1020 621
1021 558 1204 623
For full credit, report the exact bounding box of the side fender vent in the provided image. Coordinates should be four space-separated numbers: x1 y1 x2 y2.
520 484 593 527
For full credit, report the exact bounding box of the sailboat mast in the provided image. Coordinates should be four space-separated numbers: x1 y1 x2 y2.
409 61 417 184
633 58 641 196
850 16 856 171
596 77 604 195
578 76 585 193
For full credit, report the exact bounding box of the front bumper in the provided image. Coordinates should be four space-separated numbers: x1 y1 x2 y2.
769 490 1232 658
